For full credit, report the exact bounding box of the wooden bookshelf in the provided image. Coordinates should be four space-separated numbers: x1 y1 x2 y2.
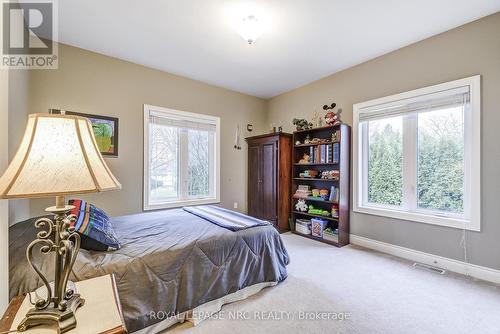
291 124 351 247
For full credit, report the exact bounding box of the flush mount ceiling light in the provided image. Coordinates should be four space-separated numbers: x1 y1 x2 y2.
236 15 264 44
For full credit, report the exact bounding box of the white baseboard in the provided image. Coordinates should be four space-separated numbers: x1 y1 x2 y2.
350 234 500 285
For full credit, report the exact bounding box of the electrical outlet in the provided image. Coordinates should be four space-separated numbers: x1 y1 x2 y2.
233 202 238 209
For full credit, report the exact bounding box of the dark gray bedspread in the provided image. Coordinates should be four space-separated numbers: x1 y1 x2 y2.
9 209 289 332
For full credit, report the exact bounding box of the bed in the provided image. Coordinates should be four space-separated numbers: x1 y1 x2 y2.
9 207 290 333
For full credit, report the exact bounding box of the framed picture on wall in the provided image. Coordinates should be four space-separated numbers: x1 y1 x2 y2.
49 109 119 157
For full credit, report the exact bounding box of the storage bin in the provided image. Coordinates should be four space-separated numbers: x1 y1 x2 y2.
295 219 312 235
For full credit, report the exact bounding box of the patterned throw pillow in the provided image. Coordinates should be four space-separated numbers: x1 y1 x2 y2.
68 199 121 251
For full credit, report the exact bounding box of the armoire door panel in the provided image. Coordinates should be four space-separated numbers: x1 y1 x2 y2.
248 145 261 218
261 142 277 221
246 133 292 232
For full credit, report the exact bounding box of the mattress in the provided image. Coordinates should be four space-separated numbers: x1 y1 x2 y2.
9 208 290 332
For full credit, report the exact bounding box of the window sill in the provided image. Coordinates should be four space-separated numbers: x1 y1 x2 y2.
144 198 220 211
353 205 479 232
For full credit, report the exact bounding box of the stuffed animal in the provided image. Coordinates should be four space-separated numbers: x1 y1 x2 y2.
319 189 329 200
293 118 313 131
295 199 308 212
321 170 339 180
299 153 310 164
308 205 330 216
331 204 339 218
323 103 342 126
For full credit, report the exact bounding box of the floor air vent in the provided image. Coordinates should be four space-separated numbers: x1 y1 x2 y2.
413 262 446 275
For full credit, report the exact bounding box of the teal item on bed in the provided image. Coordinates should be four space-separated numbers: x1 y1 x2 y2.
183 205 270 231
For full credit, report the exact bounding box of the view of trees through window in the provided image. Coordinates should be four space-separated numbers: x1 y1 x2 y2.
149 124 179 201
368 117 403 206
149 123 214 203
367 107 464 214
188 129 211 198
417 107 464 213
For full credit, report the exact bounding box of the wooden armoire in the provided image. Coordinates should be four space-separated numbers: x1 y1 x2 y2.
246 133 292 232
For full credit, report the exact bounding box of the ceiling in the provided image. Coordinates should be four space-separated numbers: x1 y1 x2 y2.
56 0 500 98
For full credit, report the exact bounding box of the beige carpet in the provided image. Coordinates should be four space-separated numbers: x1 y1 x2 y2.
166 233 500 334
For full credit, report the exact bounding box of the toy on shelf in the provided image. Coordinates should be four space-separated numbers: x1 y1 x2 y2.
299 170 319 178
329 186 339 202
311 137 326 144
293 118 313 131
323 227 339 242
295 199 308 212
294 185 312 199
331 203 339 218
311 189 320 197
298 153 311 164
321 170 340 180
323 103 342 126
331 130 341 142
319 189 329 200
295 140 302 145
311 218 328 238
308 205 330 217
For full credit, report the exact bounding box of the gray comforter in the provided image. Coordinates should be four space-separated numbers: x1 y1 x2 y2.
9 209 289 332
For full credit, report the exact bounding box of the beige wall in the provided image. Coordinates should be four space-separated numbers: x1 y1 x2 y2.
8 70 30 225
268 13 500 270
19 43 267 218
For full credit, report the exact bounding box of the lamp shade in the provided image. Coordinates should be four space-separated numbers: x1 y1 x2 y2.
0 113 121 198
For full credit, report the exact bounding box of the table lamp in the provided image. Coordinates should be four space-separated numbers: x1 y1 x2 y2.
0 113 121 333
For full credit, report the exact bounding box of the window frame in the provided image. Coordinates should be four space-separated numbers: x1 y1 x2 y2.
143 104 221 210
353 75 481 231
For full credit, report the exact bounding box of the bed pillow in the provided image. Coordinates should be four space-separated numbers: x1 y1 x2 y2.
68 199 121 251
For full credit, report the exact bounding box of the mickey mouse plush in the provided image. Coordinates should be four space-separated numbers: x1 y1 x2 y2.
323 103 342 126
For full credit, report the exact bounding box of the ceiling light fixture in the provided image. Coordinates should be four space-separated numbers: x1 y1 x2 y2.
236 15 264 44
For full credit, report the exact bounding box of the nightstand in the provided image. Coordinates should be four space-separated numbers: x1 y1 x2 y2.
0 274 127 334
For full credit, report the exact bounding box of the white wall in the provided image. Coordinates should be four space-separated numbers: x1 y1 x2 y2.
0 68 9 312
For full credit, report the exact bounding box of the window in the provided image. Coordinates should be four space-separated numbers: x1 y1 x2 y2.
143 105 220 210
353 76 480 231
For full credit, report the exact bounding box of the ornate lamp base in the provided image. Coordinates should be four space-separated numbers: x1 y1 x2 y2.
18 196 85 333
18 294 85 333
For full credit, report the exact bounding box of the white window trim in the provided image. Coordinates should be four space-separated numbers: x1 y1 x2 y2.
143 104 221 210
353 75 481 231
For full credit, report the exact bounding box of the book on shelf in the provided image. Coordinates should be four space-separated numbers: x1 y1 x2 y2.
332 142 340 164
307 144 335 164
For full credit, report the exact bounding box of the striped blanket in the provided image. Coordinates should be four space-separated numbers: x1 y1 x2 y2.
183 205 270 231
